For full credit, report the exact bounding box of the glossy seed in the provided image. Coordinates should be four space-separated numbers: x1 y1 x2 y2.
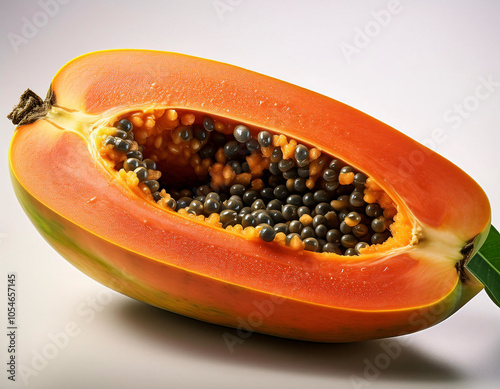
242 214 257 228
289 220 303 233
349 191 365 207
371 232 389 244
144 180 160 193
226 196 244 212
315 224 328 238
251 199 266 211
246 138 260 152
115 138 131 152
352 223 369 238
116 119 133 132
355 242 369 254
323 169 337 182
294 144 309 161
267 199 283 211
270 147 283 163
331 195 349 211
301 226 315 239
278 159 294 172
339 221 352 234
345 248 357 256
326 229 341 243
126 150 142 160
243 190 259 205
260 187 274 201
194 126 208 141
204 198 221 214
286 233 301 246
313 190 330 203
224 140 240 158
228 160 242 174
134 167 148 182
323 243 342 254
282 168 298 180
152 192 162 202
220 209 237 225
189 200 204 215
293 178 307 192
273 185 289 200
269 210 286 224
253 210 274 226
203 116 215 131
282 204 298 221
345 212 361 227
269 162 280 175
257 131 272 147
329 159 342 172
353 172 368 187
286 194 302 206
302 193 315 207
324 212 339 229
165 198 176 210
123 158 140 172
233 125 251 143
371 217 387 233
341 234 358 248
297 206 310 218
143 158 156 170
274 223 289 234
230 184 246 197
303 237 319 252
176 197 192 210
365 204 382 218
314 202 332 216
115 129 128 139
206 192 221 202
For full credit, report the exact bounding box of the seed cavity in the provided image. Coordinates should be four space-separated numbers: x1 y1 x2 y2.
96 109 405 255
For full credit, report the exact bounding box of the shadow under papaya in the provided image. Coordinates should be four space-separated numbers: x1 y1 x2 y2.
116 299 462 383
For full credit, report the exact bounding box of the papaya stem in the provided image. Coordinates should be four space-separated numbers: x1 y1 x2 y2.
466 225 500 307
7 88 53 126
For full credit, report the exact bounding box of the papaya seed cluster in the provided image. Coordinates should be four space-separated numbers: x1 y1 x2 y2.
99 109 398 255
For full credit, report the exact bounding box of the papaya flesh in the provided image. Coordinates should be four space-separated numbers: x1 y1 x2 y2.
8 50 491 342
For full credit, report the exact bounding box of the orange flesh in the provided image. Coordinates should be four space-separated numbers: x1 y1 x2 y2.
95 108 411 256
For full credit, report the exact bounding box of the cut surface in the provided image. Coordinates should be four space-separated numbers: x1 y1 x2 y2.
93 108 413 256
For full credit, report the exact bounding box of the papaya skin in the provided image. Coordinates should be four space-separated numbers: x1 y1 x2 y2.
8 50 490 342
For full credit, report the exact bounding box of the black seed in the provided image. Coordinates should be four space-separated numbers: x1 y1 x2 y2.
297 166 310 178
126 150 142 160
251 199 266 211
353 173 368 187
303 237 319 252
115 129 128 139
341 234 358 248
268 175 283 187
242 214 257 228
315 224 328 238
253 210 273 226
355 242 369 254
312 215 327 228
228 160 242 174
371 217 387 233
199 142 217 159
229 184 246 197
326 229 342 243
301 226 315 239
124 158 140 172
352 223 369 238
331 195 349 211
259 225 276 242
269 162 281 175
286 194 302 207
329 159 342 172
289 220 303 233
196 185 210 196
365 204 382 218
144 180 160 193
339 221 352 234
260 187 274 201
313 189 331 203
194 126 208 141
243 190 259 205
115 138 131 152
239 207 252 216
274 223 289 234
233 125 251 143
273 185 289 200
152 192 162 202
206 192 221 202
134 167 148 182
282 204 298 221
189 200 204 215
302 193 315 207
294 144 309 161
323 243 342 254
340 166 355 174
278 159 294 172
346 212 361 226
371 232 389 244
165 198 176 210
270 147 283 163
314 202 333 216
267 199 283 211
286 233 301 245
269 210 285 224
246 138 260 152
297 206 311 218
224 140 239 158
283 168 298 180
204 198 221 214
116 119 133 132
178 126 193 141
220 209 237 225
225 196 244 212
322 180 339 192
296 158 310 168
293 178 307 192
176 197 192 210
203 116 215 132
323 169 338 182
345 248 357 256
143 159 156 170
349 191 365 207
324 212 340 229
257 131 272 147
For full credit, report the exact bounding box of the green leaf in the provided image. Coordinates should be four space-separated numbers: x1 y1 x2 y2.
466 225 500 307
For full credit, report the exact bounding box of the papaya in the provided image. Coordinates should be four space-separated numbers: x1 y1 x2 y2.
7 50 493 342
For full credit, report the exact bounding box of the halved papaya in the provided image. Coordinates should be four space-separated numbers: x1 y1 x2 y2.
8 50 493 342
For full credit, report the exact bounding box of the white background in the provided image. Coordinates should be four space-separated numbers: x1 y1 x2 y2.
1 1 500 388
